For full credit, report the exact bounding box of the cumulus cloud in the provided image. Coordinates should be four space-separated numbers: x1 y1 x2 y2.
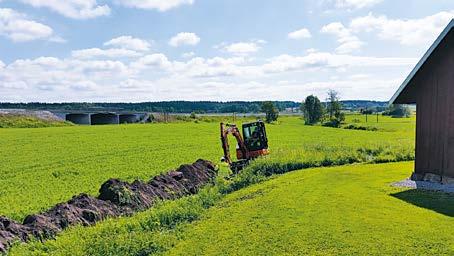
0 27 418 102
19 0 111 19
182 52 195 58
104 36 151 51
288 28 312 39
262 52 416 74
334 0 383 9
321 22 363 53
0 8 54 42
116 0 194 12
169 32 200 47
350 11 454 46
71 48 142 59
131 54 172 70
219 40 266 56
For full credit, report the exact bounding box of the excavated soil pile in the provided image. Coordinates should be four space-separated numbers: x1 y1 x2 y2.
0 159 217 253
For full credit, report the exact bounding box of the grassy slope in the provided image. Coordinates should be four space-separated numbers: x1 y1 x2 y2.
167 162 454 256
10 162 454 255
0 115 414 220
0 114 71 128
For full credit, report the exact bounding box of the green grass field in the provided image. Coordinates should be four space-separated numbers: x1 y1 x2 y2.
3 113 439 255
166 162 454 255
0 115 414 220
10 162 454 255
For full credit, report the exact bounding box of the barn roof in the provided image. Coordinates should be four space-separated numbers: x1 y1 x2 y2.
389 19 454 104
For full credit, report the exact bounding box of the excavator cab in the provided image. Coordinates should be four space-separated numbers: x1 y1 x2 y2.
238 121 268 159
220 120 269 173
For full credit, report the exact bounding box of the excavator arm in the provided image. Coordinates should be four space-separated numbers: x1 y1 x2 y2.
220 122 248 165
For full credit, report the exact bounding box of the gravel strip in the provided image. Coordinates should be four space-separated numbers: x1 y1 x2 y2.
392 179 454 193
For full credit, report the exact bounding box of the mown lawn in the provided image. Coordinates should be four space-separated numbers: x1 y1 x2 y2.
10 162 454 255
166 162 454 255
0 115 415 221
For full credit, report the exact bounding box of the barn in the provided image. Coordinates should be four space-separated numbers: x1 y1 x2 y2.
390 19 454 184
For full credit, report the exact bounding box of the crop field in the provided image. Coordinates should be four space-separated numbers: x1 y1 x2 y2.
0 115 414 221
1 114 431 255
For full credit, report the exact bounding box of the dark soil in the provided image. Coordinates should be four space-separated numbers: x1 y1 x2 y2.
0 159 217 253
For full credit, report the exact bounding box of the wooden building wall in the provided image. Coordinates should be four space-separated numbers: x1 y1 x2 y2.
414 30 454 178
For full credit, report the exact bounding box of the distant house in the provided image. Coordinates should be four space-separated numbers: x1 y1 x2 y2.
390 19 454 183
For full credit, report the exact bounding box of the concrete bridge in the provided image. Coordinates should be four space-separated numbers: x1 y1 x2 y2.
54 112 150 125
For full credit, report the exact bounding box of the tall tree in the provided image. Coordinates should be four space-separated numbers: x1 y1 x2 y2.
324 89 345 127
261 101 279 123
326 89 340 119
301 95 324 125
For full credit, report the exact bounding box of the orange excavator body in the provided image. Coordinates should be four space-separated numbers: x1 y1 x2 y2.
220 121 269 172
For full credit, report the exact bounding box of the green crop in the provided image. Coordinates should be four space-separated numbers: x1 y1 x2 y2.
0 115 414 221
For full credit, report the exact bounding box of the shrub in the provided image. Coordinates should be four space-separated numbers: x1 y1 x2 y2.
343 124 379 131
383 104 411 118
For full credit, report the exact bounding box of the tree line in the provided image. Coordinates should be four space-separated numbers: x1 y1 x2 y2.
260 90 411 125
0 101 299 113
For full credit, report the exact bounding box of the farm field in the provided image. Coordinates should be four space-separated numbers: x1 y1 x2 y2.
0 115 415 221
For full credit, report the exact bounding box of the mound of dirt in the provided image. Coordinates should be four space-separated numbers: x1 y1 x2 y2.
0 159 217 253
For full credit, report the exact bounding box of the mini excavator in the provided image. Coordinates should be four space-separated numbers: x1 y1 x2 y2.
220 121 269 172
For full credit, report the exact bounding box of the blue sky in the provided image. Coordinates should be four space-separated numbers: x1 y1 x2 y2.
0 0 453 102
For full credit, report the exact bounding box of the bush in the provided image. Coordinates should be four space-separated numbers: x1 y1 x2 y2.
323 119 342 128
343 124 379 131
383 104 411 118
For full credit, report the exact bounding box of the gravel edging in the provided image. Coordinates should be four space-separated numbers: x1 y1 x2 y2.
392 179 454 193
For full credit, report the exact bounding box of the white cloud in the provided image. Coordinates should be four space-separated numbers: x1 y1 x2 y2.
70 80 98 91
131 54 172 70
288 28 312 39
19 0 110 19
262 52 416 73
116 0 194 12
182 51 195 58
104 36 151 51
321 22 363 53
49 36 66 43
0 26 418 103
223 42 260 55
0 8 54 42
71 48 142 59
350 11 454 46
334 0 383 9
169 32 200 47
173 56 256 78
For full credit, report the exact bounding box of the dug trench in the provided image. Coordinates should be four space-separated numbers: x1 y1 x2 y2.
0 159 217 253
